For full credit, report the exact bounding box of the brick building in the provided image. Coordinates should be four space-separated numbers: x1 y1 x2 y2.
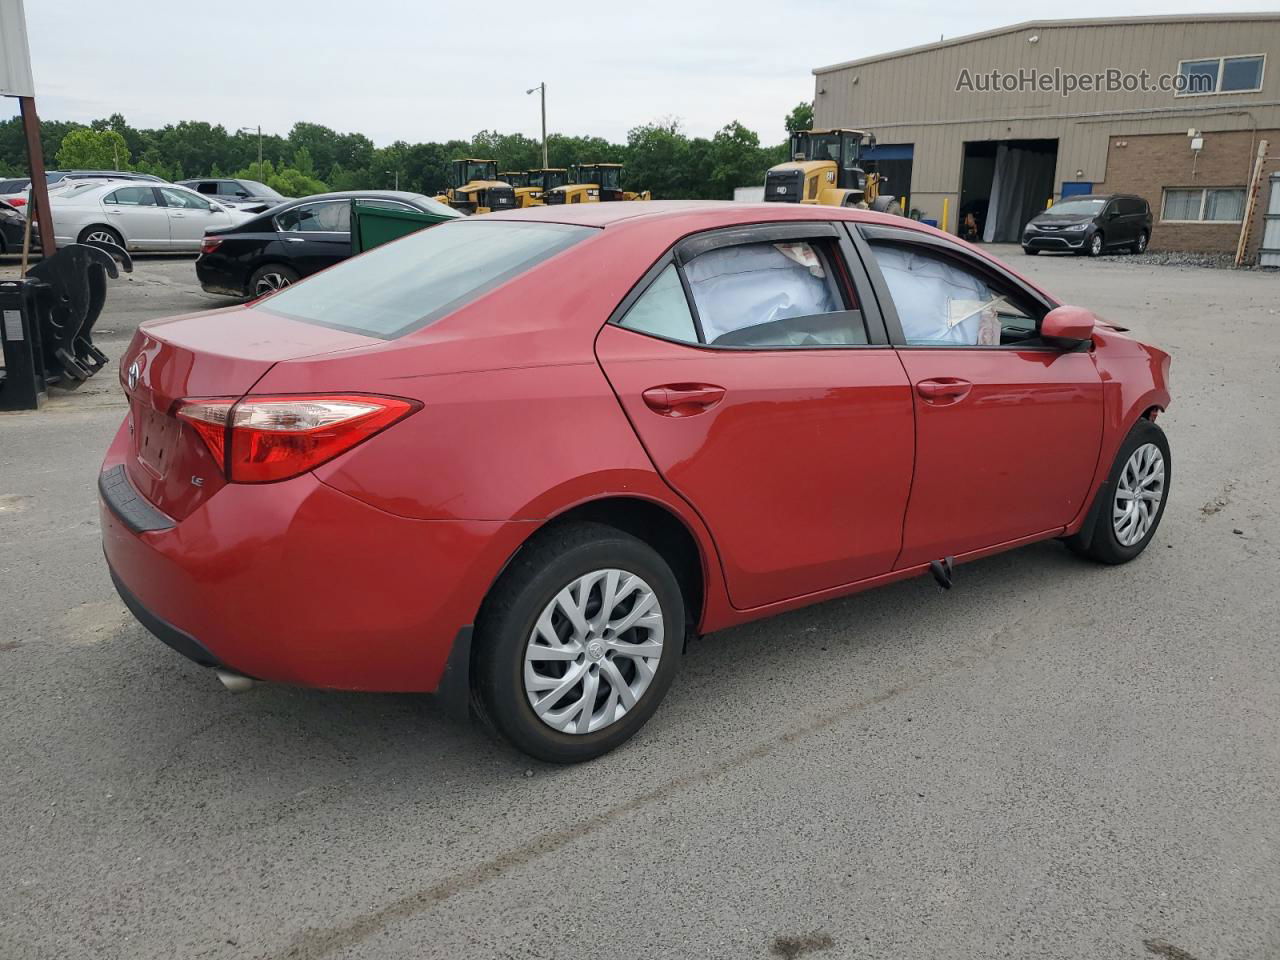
812 13 1280 261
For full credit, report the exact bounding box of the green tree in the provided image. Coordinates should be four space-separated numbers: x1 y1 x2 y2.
784 100 814 134
56 128 131 169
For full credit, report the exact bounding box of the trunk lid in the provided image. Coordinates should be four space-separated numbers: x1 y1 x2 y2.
120 305 381 519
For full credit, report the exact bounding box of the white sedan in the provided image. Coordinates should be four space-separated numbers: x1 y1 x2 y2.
46 181 252 252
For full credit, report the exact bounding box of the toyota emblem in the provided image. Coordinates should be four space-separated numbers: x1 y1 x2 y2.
126 360 140 391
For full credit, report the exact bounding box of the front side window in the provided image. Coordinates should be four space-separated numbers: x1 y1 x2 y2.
104 186 157 206
260 220 591 338
159 187 213 211
869 244 1039 347
1178 55 1265 95
276 200 350 232
1161 187 1246 222
685 240 866 348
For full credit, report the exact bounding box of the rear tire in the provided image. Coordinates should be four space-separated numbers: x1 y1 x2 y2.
248 264 298 299
1131 231 1149 254
474 522 684 763
1066 418 1170 564
78 224 123 249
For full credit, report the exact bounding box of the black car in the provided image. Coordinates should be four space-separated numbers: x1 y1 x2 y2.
195 190 462 298
1022 194 1152 257
177 177 286 214
0 199 25 253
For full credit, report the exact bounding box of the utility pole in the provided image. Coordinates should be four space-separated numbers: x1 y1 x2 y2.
527 82 547 168
239 125 263 175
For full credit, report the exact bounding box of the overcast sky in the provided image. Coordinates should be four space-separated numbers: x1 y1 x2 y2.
12 0 1280 146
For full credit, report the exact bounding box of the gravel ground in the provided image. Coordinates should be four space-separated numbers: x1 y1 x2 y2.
1 245 1277 960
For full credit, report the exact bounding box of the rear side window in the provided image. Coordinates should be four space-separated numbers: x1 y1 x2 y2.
105 186 157 206
260 220 592 338
618 264 698 342
685 240 866 347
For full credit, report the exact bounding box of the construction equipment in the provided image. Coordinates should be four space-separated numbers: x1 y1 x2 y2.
543 163 650 205
501 168 572 208
764 128 901 214
435 159 517 215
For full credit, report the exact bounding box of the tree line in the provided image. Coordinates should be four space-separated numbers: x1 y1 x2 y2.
0 104 815 199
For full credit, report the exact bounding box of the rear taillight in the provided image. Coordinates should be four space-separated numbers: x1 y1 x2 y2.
10 197 25 207
176 394 417 483
199 236 223 255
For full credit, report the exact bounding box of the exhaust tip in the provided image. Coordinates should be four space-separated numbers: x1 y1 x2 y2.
215 669 256 693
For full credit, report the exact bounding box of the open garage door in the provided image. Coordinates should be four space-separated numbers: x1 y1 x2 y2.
960 139 1058 243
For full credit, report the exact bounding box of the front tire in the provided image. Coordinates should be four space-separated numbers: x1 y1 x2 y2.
1023 246 1039 255
1066 418 1170 564
474 522 685 763
1086 231 1105 257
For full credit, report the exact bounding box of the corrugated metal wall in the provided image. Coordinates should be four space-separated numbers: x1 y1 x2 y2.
813 15 1280 228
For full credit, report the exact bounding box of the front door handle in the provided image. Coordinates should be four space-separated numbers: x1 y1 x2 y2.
642 383 726 416
916 378 973 403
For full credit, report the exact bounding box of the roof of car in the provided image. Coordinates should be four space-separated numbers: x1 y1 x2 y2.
487 198 899 228
280 190 429 204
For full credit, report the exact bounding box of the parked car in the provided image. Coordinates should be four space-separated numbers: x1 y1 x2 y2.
1022 194 1152 256
0 198 26 252
45 180 250 252
176 177 285 214
194 190 462 298
101 201 1172 762
0 171 166 210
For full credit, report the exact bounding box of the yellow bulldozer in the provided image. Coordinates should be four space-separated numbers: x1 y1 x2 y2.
435 159 517 215
542 163 650 205
500 168 572 208
764 128 901 215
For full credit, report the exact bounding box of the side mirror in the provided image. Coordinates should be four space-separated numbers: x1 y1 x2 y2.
1042 305 1096 347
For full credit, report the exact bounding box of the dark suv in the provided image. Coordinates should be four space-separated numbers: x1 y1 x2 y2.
1022 194 1152 257
177 178 285 214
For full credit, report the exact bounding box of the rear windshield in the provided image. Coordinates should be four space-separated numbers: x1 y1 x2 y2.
259 220 593 338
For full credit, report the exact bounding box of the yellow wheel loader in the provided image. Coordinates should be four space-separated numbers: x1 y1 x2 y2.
501 168 572 208
542 163 651 205
763 128 901 215
434 159 517 215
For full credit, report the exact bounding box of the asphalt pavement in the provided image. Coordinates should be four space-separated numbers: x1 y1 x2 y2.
1 247 1277 960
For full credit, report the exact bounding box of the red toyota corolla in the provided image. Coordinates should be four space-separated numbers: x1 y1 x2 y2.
100 201 1171 762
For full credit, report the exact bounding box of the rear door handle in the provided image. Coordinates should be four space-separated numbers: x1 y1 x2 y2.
916 378 973 403
642 383 726 416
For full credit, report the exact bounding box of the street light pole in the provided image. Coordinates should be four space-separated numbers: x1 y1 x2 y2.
239 125 263 175
526 82 547 168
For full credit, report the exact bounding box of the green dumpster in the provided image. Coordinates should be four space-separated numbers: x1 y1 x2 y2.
350 201 457 254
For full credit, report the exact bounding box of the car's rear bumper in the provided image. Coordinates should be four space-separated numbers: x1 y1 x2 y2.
194 256 246 298
99 418 532 693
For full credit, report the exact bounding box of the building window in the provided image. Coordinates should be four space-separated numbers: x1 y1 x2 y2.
1161 188 1247 223
1176 55 1265 96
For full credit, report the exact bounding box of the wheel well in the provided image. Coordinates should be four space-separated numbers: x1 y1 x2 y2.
495 497 706 637
79 223 120 242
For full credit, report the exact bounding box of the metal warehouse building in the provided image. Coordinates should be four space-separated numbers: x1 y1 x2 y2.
813 13 1280 262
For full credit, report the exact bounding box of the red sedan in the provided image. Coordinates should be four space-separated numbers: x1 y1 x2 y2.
100 201 1172 762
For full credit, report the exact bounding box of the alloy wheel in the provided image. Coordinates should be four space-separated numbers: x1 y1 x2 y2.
1137 233 1148 253
1113 442 1165 546
1090 234 1103 255
524 568 664 735
85 230 119 246
254 272 292 296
